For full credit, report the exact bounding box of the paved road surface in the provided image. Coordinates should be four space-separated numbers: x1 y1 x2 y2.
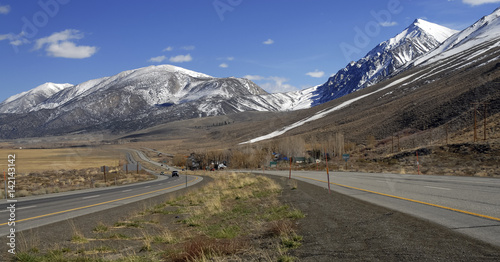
257 170 500 247
0 149 201 237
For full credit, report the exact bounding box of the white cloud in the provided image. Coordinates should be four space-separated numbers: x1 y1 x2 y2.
181 45 195 50
163 46 173 52
217 56 235 61
34 29 98 59
45 41 98 59
149 55 167 63
0 5 10 14
244 75 297 93
305 70 325 78
243 75 265 81
10 37 29 46
169 54 192 63
0 32 29 46
380 21 398 27
219 63 228 68
263 39 274 45
462 0 500 5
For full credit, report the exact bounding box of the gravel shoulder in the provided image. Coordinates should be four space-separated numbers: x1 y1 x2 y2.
270 175 500 261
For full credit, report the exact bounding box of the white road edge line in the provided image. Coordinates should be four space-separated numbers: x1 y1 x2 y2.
0 205 37 212
122 189 132 192
424 186 451 191
82 195 101 199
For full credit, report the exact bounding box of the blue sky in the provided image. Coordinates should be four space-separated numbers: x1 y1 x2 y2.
1 0 499 102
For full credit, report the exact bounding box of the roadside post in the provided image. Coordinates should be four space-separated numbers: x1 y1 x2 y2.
288 157 292 179
416 151 421 175
101 166 109 183
185 173 188 188
342 154 350 170
324 148 331 194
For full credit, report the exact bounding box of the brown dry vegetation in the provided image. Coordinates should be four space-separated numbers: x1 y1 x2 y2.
0 147 156 198
0 167 154 198
0 148 122 173
15 173 305 261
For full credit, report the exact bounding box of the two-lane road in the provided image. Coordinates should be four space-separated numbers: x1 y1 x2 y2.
259 170 500 247
0 149 202 237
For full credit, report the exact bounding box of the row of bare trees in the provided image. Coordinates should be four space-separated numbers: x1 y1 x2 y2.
172 132 353 169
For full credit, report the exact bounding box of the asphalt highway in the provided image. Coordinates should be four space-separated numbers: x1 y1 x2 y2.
0 149 202 237
258 170 500 247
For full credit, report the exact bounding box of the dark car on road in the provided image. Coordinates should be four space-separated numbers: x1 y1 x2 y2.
171 171 179 177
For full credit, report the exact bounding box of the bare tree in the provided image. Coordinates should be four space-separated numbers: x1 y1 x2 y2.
332 132 345 157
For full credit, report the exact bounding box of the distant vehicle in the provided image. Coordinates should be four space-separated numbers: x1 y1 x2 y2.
160 171 165 176
171 171 179 177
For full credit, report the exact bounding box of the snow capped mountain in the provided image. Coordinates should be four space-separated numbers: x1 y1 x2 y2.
31 65 264 113
243 9 500 144
414 7 500 66
0 64 278 138
0 82 73 114
310 19 457 107
1 8 498 140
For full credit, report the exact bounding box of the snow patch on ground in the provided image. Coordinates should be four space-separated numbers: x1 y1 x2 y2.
241 74 417 144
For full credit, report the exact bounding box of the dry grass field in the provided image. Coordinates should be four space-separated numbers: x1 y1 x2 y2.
0 146 157 198
0 147 123 173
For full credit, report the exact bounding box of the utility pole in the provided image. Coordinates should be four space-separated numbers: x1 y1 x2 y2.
445 123 449 145
471 103 479 142
391 135 394 154
483 103 489 141
397 135 400 152
471 102 489 142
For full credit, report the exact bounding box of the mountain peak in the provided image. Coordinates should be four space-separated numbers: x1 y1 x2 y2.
414 6 500 66
143 64 212 79
0 82 73 114
311 18 457 107
409 19 458 43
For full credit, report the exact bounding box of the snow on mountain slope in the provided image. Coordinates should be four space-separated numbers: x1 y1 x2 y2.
242 9 500 144
234 85 320 112
242 73 418 144
414 7 500 66
0 82 73 114
0 64 282 138
30 65 262 114
310 19 457 107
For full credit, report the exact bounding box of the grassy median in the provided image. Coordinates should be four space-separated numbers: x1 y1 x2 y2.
15 172 304 261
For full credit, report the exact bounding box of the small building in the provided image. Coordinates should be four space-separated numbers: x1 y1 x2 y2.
294 157 306 164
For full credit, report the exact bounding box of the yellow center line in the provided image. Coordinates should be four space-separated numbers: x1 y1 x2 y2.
0 177 199 226
295 175 500 222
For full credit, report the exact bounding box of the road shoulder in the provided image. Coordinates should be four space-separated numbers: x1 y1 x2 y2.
269 175 500 261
